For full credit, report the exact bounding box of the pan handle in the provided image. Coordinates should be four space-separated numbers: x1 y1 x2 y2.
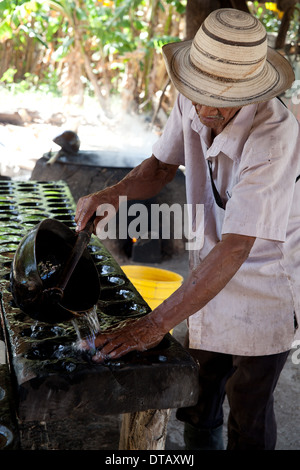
60 213 95 290
44 213 96 302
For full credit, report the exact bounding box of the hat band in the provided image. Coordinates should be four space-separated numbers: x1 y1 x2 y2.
189 54 265 84
191 41 266 83
201 23 267 47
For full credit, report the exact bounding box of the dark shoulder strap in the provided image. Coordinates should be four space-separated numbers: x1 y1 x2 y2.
207 160 225 209
208 97 299 201
276 95 287 108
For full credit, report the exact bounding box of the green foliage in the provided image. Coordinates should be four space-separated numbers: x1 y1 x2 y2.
249 1 300 39
0 0 185 102
288 3 300 43
1 0 184 57
0 67 17 84
165 0 186 15
0 67 61 96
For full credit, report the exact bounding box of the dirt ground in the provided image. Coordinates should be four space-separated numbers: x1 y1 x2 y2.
0 90 299 450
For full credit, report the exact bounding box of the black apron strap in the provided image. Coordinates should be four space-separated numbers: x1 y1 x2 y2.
207 160 225 210
208 97 299 203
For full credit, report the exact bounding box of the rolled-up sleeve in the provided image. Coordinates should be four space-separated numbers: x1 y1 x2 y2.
152 94 186 166
222 113 300 242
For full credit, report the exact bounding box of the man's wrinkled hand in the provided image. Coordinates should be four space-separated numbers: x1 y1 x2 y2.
75 188 120 233
79 315 165 363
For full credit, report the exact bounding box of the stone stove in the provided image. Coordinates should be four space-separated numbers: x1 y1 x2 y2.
0 179 198 450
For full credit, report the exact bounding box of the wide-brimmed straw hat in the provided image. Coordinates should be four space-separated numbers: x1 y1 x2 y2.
162 8 295 107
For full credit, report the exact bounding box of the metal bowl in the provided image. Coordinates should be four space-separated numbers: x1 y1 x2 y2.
10 219 100 323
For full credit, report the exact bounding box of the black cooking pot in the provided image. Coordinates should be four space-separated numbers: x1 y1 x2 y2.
10 218 100 323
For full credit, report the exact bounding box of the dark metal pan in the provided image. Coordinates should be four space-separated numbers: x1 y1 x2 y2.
10 218 100 323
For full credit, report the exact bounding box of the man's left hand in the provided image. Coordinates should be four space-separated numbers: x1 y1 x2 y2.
80 315 165 362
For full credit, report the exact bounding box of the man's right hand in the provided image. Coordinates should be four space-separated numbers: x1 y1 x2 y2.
75 155 178 234
75 187 120 234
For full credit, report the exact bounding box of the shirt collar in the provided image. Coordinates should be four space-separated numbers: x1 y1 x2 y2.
189 103 258 161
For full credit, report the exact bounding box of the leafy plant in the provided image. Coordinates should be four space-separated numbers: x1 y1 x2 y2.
0 0 186 111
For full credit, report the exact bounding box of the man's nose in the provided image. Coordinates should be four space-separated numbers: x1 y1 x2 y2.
193 103 219 116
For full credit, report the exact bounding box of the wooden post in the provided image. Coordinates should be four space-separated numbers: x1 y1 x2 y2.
119 409 171 450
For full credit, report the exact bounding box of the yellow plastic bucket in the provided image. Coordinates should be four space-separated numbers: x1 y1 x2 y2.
121 265 183 310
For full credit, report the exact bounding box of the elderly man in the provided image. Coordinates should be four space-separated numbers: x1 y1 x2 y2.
75 9 300 450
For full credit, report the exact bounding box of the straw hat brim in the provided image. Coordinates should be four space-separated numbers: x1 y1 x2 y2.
163 39 295 107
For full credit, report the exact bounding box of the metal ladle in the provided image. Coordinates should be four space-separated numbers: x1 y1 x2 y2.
43 214 96 304
11 215 100 323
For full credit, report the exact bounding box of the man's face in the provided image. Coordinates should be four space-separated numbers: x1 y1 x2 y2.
192 102 241 134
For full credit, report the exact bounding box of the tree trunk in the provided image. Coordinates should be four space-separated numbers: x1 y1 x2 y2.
81 50 112 118
185 0 221 39
275 5 296 49
143 0 160 106
185 0 249 39
60 44 84 107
